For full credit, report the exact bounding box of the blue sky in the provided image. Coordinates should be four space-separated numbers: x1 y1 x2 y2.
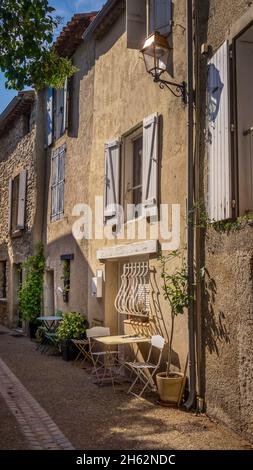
0 0 105 113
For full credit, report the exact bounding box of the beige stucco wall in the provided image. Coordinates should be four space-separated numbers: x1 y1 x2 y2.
197 0 253 441
86 6 189 372
45 39 95 318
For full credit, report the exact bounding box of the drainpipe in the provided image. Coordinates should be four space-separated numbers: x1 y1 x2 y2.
184 0 196 410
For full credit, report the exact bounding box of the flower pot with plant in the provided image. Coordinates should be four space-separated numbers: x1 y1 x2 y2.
56 312 88 360
156 250 191 405
18 244 45 338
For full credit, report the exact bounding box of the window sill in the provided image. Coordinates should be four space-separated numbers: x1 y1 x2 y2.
11 229 23 238
50 214 64 223
0 298 7 303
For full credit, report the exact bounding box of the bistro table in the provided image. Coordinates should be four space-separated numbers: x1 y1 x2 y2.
37 315 63 332
93 334 150 388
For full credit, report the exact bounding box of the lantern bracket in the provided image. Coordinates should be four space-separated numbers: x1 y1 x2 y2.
153 75 187 104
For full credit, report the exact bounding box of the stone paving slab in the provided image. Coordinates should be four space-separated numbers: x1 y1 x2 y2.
0 358 74 450
0 327 252 450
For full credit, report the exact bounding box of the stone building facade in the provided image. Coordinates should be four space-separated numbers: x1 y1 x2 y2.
43 13 97 317
0 91 45 326
196 0 253 442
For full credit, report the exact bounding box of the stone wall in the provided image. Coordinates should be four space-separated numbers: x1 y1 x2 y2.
0 101 41 326
197 0 253 442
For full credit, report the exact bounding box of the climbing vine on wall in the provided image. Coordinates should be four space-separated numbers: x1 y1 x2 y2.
18 243 45 321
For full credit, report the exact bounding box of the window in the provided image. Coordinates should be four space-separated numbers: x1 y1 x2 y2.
148 0 172 36
0 261 7 299
126 0 172 50
46 78 68 146
115 261 150 319
104 113 159 225
124 130 143 220
8 170 27 234
235 24 253 215
51 145 66 221
208 24 253 221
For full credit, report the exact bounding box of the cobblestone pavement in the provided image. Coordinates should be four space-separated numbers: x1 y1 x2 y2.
0 358 74 450
0 326 252 451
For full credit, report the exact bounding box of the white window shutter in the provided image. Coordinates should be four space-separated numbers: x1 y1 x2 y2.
46 88 53 147
104 139 121 225
208 41 232 221
142 113 159 218
17 170 27 230
149 0 172 36
126 0 146 50
8 178 12 233
62 78 68 134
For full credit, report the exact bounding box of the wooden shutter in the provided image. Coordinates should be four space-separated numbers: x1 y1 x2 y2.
126 0 146 49
62 78 68 133
149 0 172 36
46 88 53 146
8 178 12 233
57 147 65 216
208 41 232 221
104 139 121 225
142 113 159 217
17 170 27 230
51 151 58 219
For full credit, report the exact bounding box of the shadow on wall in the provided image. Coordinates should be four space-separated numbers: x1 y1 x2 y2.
204 268 230 356
149 266 181 371
46 232 97 319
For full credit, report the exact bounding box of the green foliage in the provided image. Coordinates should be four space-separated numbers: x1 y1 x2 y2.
18 243 45 322
0 0 77 90
61 260 70 296
159 249 191 316
56 312 87 340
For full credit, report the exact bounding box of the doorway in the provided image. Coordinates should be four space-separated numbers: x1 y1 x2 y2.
44 270 55 315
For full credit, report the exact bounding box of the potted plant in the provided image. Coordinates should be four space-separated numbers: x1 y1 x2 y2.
18 243 45 338
56 312 88 360
156 250 191 405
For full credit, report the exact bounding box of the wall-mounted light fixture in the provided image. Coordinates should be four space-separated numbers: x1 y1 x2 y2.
141 32 187 104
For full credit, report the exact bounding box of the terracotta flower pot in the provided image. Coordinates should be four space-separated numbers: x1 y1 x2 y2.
156 371 184 405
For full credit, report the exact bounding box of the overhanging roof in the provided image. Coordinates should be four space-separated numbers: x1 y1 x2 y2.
54 12 98 58
82 0 125 40
0 91 35 137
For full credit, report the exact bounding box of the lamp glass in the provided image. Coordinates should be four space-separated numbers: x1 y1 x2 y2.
142 32 170 78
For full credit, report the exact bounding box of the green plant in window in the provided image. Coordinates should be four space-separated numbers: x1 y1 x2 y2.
61 260 70 302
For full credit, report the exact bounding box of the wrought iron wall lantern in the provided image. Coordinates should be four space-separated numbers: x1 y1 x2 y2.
141 32 187 104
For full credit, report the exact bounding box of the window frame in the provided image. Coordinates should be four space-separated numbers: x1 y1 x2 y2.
122 125 144 222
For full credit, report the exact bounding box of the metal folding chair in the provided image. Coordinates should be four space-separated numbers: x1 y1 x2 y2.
71 339 92 368
86 327 118 389
125 335 165 398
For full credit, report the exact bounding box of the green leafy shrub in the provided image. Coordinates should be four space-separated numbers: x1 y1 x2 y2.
18 243 45 322
56 312 87 340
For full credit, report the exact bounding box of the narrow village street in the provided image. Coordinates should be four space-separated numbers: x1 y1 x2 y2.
0 325 252 451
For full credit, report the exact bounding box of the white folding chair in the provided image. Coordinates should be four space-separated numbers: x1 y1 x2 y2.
125 335 165 398
86 327 118 388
